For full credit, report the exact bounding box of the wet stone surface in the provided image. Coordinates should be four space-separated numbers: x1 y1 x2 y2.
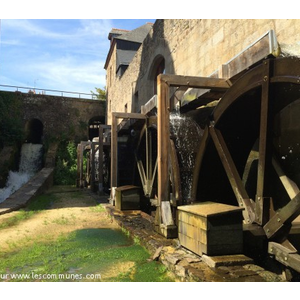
104 203 285 282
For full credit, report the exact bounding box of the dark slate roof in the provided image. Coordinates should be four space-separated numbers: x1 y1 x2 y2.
115 23 153 44
104 23 153 70
108 28 130 40
116 49 136 66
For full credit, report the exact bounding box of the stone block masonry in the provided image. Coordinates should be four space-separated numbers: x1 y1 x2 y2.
106 19 300 125
0 91 105 142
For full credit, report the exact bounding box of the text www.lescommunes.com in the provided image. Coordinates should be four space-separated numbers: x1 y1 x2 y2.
1 272 101 281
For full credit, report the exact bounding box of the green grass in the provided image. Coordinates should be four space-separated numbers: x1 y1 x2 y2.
89 204 106 213
27 193 58 211
0 193 58 230
0 228 174 282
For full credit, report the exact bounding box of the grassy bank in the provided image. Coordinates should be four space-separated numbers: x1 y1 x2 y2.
0 187 174 282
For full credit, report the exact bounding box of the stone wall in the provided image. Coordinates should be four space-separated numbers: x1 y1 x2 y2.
0 91 105 186
106 19 300 125
0 91 105 142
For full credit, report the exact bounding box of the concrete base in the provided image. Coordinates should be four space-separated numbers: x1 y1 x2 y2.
0 167 54 215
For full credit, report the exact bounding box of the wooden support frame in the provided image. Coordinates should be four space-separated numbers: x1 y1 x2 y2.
156 74 230 237
98 125 110 193
76 141 90 188
110 112 147 190
77 126 111 193
90 141 100 192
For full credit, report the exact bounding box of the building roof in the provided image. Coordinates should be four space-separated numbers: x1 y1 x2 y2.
108 28 130 41
114 23 153 44
104 23 153 70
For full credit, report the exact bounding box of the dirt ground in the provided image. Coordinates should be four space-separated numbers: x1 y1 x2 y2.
0 185 118 253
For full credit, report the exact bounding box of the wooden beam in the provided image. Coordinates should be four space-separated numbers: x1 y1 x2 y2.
76 144 81 188
111 114 118 188
156 75 178 237
112 112 147 120
158 74 230 91
98 126 104 192
269 241 300 273
91 142 96 191
91 142 100 192
264 192 300 239
79 143 84 188
157 75 170 206
209 126 255 224
222 30 280 79
272 157 300 199
256 60 271 225
149 158 158 198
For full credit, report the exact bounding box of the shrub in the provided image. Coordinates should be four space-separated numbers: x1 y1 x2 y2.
54 140 78 185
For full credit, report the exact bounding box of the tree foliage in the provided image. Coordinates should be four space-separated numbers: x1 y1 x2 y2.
91 87 106 101
54 140 78 185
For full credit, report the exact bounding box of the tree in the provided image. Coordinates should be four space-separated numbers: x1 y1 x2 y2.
91 87 106 101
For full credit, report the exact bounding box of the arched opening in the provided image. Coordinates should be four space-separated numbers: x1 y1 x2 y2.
149 55 165 95
88 116 105 140
25 119 44 144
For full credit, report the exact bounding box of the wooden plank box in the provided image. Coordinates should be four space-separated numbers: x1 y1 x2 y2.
177 202 244 256
115 185 140 211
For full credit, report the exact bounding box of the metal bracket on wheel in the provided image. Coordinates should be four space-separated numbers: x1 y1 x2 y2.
269 241 300 273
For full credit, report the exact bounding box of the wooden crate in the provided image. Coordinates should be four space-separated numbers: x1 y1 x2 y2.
177 202 244 256
115 185 140 210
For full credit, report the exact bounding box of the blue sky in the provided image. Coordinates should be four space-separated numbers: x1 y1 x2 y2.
0 19 155 96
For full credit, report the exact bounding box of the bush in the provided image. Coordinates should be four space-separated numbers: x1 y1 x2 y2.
54 141 78 185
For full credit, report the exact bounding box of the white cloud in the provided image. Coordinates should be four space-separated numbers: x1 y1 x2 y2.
0 19 154 95
3 19 66 39
78 19 112 38
0 19 110 93
27 56 106 92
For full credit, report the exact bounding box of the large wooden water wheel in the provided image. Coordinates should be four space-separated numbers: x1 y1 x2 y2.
192 57 300 273
133 118 182 214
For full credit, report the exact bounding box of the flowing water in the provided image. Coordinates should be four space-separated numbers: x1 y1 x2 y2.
170 112 203 202
0 143 43 203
